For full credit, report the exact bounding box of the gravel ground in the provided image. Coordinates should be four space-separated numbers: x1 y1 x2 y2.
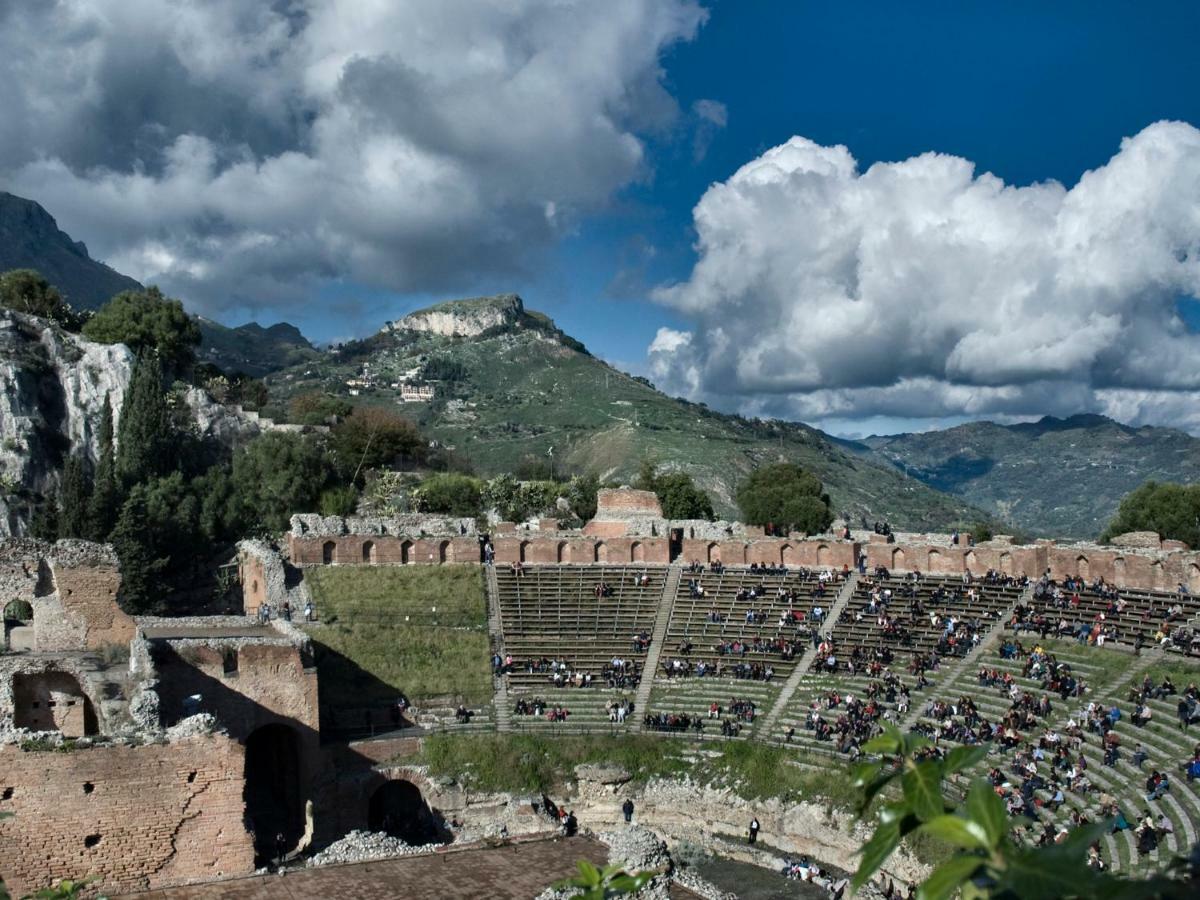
306 830 440 867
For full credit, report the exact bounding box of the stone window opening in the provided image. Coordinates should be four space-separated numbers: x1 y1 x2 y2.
84 834 101 849
222 649 239 675
83 782 94 794
1 787 13 800
187 771 197 783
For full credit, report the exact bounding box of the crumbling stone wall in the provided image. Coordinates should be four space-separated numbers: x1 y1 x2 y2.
0 734 255 896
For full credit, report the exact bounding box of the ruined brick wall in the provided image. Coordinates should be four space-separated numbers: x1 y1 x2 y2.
43 559 135 651
595 488 663 518
0 735 255 896
678 538 857 569
289 534 479 566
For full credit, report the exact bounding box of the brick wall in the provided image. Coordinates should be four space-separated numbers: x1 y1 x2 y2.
290 534 479 566
594 488 663 517
0 735 255 896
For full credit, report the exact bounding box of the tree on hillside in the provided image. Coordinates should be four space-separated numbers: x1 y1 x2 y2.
635 461 714 520
330 406 425 484
736 462 832 536
82 287 201 377
57 453 92 539
231 432 332 533
88 396 119 540
288 392 353 426
110 486 166 613
116 353 173 487
1101 481 1200 548
415 473 483 517
0 268 82 330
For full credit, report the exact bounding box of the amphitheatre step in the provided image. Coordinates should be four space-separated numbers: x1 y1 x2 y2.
633 565 685 729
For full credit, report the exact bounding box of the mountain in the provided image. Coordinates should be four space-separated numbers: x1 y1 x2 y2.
849 414 1200 539
196 318 321 378
0 191 143 309
262 294 991 530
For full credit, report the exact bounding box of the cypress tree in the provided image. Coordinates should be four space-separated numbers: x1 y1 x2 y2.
109 487 164 614
116 352 171 487
29 495 59 541
58 453 92 539
89 395 119 540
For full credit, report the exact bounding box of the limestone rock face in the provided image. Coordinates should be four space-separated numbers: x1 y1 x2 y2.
0 310 133 536
390 293 524 338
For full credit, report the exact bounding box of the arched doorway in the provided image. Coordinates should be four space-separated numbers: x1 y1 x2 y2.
362 541 376 564
4 599 33 650
401 540 413 564
631 541 644 563
557 541 569 563
244 724 305 859
781 544 799 566
999 552 1012 576
1190 564 1200 595
595 542 608 563
438 540 451 563
891 547 906 571
816 544 831 567
1076 556 1090 580
367 780 445 845
1113 557 1126 588
519 541 530 563
322 541 337 565
706 542 720 564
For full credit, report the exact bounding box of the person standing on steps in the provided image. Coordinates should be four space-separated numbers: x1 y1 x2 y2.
748 816 760 844
622 798 634 824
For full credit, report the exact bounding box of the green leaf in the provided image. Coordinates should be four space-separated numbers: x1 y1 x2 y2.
853 816 901 889
964 779 1006 849
917 815 990 851
853 760 899 815
943 744 987 776
917 853 985 900
903 758 945 822
901 730 933 755
864 723 903 756
991 845 1108 900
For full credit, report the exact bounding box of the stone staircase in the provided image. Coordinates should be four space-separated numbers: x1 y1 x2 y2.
758 572 859 737
484 564 513 733
633 565 683 727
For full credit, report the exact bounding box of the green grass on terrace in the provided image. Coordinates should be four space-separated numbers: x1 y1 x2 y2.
401 733 863 809
303 565 492 708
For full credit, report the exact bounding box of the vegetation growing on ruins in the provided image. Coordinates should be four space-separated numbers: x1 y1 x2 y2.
304 566 491 707
1102 481 1200 549
635 459 714 520
736 462 834 535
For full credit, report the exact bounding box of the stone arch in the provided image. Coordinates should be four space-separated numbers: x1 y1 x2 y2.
927 548 942 571
3 599 33 651
964 550 978 572
322 541 337 565
707 542 720 564
1113 557 1126 588
630 541 645 563
13 671 97 737
1190 563 1200 595
367 779 445 845
782 544 801 566
1150 559 1164 589
401 540 413 565
890 547 906 570
438 540 451 564
595 542 608 564
999 552 1013 575
1076 556 1090 580
362 541 376 564
816 544 831 567
519 541 531 563
557 541 569 563
244 723 304 859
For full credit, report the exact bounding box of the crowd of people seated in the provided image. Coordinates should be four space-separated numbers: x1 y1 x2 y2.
805 688 891 757
605 697 634 723
661 657 775 680
513 697 571 721
602 657 641 688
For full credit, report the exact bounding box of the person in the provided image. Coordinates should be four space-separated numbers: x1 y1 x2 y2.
622 798 634 824
564 810 578 837
303 601 314 622
274 832 287 865
748 816 760 844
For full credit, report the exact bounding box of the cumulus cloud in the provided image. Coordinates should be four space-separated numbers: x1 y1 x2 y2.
650 122 1200 431
0 0 706 313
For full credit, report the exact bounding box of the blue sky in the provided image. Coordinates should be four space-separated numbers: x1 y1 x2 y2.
319 1 1200 364
7 1 1200 433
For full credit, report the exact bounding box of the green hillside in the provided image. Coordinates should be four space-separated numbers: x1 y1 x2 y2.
850 414 1200 539
262 295 989 530
196 317 321 377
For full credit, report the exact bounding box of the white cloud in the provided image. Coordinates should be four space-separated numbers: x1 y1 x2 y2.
0 0 707 313
650 123 1200 431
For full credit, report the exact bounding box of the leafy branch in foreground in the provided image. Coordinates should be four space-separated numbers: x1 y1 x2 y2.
554 860 654 899
850 723 1192 900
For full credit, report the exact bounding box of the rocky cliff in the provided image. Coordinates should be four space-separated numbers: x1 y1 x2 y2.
0 310 133 535
389 293 525 338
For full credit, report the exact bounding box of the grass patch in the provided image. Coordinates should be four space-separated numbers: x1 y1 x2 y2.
303 565 492 707
410 733 863 809
1143 658 1200 690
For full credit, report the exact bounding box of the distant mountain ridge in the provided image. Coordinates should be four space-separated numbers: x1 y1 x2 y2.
0 191 143 309
261 293 990 529
849 415 1200 539
196 318 321 378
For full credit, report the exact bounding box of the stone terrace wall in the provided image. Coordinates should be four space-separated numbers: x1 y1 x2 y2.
0 734 255 896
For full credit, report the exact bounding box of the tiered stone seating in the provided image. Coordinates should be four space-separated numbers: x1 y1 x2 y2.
494 565 664 731
770 668 920 755
813 574 1023 673
1018 582 1200 654
643 677 778 739
662 566 839 678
